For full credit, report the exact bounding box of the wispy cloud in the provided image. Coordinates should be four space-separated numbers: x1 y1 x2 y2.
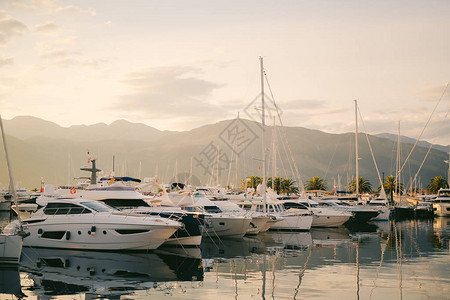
6 0 56 11
0 10 28 45
56 5 96 16
34 21 58 33
416 83 450 101
32 0 57 8
112 66 225 122
0 57 13 67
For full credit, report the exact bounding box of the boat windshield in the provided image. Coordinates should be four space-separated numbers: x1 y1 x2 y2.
437 190 450 197
268 204 285 213
283 202 309 210
337 202 352 206
81 201 113 213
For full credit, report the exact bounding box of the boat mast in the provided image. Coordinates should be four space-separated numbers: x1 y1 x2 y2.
354 100 359 200
235 113 240 189
271 117 276 190
447 146 450 187
0 115 21 226
260 56 267 212
395 121 401 197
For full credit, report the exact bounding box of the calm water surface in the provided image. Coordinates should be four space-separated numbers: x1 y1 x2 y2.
1 213 449 300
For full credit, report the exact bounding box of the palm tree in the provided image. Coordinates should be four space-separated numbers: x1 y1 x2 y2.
280 178 299 195
427 176 449 194
305 176 327 191
348 177 372 194
267 177 281 193
378 175 403 202
241 176 262 189
267 177 299 195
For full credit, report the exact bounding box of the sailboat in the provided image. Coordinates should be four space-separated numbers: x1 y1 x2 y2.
239 57 313 231
0 115 27 264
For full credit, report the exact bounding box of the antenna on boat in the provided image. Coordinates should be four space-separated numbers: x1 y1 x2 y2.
80 153 101 185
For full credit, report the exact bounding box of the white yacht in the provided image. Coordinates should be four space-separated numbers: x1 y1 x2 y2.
367 197 391 221
207 199 270 235
243 198 313 231
281 199 352 227
45 159 206 248
0 190 11 211
433 188 450 217
0 233 23 264
6 197 181 251
177 192 252 239
316 199 380 223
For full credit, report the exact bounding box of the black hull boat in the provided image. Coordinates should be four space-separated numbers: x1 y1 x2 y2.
345 210 380 224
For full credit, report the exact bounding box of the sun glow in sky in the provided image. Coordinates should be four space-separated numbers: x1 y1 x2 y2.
1 0 449 144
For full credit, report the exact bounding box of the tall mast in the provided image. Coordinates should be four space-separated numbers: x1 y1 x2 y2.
395 121 401 196
271 117 276 190
235 113 240 188
354 100 359 200
260 56 267 212
447 146 450 187
0 115 21 226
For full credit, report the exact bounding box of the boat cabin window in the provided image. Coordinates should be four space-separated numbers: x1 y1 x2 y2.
283 202 308 210
437 190 450 197
203 206 222 213
435 198 450 203
183 206 203 213
241 204 252 210
100 199 150 209
256 205 265 212
81 201 112 213
44 203 90 215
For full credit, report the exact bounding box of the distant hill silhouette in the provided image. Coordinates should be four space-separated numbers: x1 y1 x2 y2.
0 116 447 191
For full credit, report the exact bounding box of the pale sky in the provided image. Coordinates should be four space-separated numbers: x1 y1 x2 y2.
1 0 449 144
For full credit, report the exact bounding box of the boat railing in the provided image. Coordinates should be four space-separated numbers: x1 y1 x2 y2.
113 208 184 222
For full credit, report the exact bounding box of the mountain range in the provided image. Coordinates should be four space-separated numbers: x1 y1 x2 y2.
0 116 448 191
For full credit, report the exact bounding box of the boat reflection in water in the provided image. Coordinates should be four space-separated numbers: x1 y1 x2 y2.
0 218 447 299
0 266 23 298
200 234 280 259
19 247 203 298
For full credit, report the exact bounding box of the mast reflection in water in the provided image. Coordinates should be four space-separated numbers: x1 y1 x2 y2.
0 218 448 299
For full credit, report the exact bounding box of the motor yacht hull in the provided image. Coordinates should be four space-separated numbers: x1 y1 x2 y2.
0 200 11 211
260 217 279 232
433 203 450 217
394 207 415 219
370 206 391 221
202 215 251 239
312 214 351 227
18 215 180 251
347 210 380 223
137 211 204 247
0 234 22 264
269 214 313 231
246 216 270 235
